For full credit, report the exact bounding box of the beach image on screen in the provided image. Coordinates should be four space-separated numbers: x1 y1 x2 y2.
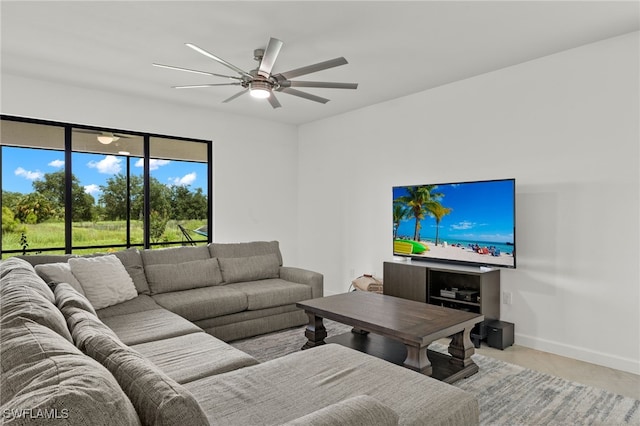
393 179 515 268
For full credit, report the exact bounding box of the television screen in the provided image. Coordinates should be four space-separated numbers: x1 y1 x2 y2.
393 178 516 268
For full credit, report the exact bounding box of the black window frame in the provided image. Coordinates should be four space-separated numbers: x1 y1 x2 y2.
0 115 213 256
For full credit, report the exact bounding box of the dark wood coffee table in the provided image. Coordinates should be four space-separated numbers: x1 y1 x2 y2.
296 291 484 383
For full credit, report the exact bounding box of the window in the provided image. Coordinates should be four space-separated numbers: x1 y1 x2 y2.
1 116 212 257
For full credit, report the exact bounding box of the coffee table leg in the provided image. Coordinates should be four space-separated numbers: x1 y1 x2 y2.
404 345 432 375
301 312 327 350
448 327 476 368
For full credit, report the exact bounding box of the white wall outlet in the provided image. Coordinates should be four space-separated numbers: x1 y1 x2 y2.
502 291 513 305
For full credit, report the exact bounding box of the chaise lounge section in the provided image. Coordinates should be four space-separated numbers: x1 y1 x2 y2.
1 241 479 425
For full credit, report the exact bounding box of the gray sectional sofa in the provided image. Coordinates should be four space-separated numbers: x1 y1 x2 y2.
0 241 480 425
25 241 321 342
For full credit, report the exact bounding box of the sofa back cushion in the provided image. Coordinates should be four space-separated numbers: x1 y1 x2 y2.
0 317 140 425
35 262 86 295
0 257 56 302
140 245 211 266
54 282 97 317
76 321 208 426
0 259 73 343
208 241 283 266
15 254 75 267
144 258 224 294
113 248 151 295
218 253 281 284
68 255 138 310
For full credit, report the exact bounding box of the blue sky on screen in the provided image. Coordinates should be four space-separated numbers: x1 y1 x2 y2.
393 180 514 244
3 147 207 198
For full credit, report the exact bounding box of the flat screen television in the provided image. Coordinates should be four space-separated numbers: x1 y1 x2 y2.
392 178 516 268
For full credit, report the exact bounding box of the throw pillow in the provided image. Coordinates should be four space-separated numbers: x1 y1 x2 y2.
218 253 280 284
35 262 86 296
144 257 224 294
68 255 138 310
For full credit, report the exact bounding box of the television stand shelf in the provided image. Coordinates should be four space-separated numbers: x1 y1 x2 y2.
383 260 500 346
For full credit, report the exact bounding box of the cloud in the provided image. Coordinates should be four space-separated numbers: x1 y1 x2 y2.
88 155 122 174
48 159 65 168
134 158 171 171
450 221 476 230
84 184 101 195
169 172 197 186
15 167 44 181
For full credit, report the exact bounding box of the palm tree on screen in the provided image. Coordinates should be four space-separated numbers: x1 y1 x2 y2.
428 203 452 246
392 202 412 239
395 185 443 241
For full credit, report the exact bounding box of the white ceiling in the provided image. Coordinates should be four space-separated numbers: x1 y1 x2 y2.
2 1 638 125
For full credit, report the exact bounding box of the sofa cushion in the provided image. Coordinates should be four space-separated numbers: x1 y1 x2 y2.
208 240 283 266
114 248 151 295
140 245 210 266
14 254 75 267
131 332 259 384
54 282 97 316
35 262 86 295
145 258 224 294
218 253 280 284
96 295 162 319
0 318 139 425
280 266 324 299
0 273 73 343
226 279 313 310
282 395 399 426
69 255 138 309
100 308 202 346
185 343 479 426
0 257 56 302
82 332 208 426
66 308 123 346
151 286 247 322
1 257 34 279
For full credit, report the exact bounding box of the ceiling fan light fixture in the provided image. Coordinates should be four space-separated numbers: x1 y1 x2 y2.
249 80 271 99
97 133 120 145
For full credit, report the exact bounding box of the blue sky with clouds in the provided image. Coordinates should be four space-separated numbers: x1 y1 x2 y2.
393 179 515 244
3 147 207 199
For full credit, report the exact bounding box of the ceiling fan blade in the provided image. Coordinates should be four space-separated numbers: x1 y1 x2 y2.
283 81 358 90
222 89 249 103
278 87 330 104
267 93 282 109
153 63 242 80
172 83 242 89
186 43 252 79
258 37 284 78
275 57 348 81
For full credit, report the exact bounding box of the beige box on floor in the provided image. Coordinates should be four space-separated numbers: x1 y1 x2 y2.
351 275 383 293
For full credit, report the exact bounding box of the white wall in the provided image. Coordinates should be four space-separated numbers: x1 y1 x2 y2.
1 74 301 264
298 32 639 374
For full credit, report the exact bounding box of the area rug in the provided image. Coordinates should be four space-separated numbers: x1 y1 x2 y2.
231 320 640 425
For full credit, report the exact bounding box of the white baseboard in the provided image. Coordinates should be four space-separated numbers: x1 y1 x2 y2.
515 332 640 376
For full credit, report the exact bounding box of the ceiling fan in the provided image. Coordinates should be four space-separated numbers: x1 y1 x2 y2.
152 37 358 108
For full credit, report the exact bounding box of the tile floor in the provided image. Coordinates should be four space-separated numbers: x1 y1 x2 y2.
475 343 640 400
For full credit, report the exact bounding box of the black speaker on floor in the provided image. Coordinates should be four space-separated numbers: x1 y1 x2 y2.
486 320 514 350
471 321 487 348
